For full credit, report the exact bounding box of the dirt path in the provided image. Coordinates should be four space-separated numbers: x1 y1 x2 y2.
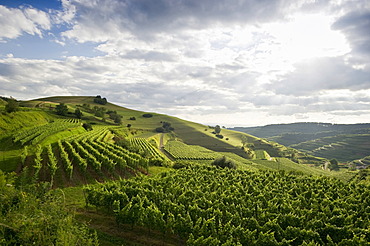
158 133 175 161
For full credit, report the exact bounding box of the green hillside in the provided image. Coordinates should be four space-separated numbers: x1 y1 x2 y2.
1 95 363 245
0 96 349 180
291 134 370 162
231 122 370 164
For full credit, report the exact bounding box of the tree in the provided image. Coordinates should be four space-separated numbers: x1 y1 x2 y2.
93 95 107 105
241 135 248 147
55 103 68 116
155 122 174 133
328 159 339 171
74 108 83 119
114 115 122 124
214 125 221 134
5 99 19 113
212 156 236 169
82 123 93 131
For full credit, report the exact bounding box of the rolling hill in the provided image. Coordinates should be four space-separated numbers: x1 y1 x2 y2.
231 122 370 163
0 95 334 181
1 95 366 245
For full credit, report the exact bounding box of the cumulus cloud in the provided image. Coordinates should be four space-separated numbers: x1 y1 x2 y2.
1 0 370 126
0 5 51 41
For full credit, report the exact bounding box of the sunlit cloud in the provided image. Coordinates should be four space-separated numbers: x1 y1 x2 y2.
0 0 370 126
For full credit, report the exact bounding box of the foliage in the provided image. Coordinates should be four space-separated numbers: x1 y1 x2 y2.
82 123 93 131
214 125 221 134
212 156 236 169
328 159 339 171
93 95 107 105
12 119 80 146
0 111 51 134
55 103 68 116
84 165 370 245
74 108 83 119
0 171 98 245
107 111 122 124
5 99 19 113
130 138 164 161
142 113 153 118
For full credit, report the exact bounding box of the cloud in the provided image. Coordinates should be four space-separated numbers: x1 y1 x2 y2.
0 5 51 41
332 9 370 60
60 0 306 43
269 57 370 96
1 0 370 127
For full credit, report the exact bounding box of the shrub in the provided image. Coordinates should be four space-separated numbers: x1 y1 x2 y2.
212 156 236 169
142 113 153 118
82 123 93 131
93 95 107 105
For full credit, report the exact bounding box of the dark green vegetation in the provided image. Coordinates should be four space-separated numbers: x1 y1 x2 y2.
1 96 369 245
231 122 370 165
0 170 98 245
85 165 370 245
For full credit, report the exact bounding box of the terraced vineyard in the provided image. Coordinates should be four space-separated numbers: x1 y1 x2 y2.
130 138 164 160
13 119 81 145
291 134 370 162
164 140 221 160
67 125 115 142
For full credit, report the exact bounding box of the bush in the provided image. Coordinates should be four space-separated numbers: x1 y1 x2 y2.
5 99 19 113
142 113 153 118
82 123 93 131
173 161 193 169
155 127 165 133
93 95 107 105
216 134 224 139
149 158 164 166
212 156 236 169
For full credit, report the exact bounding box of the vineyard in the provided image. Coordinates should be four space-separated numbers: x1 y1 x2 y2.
130 138 164 160
84 165 370 245
21 136 149 187
164 141 221 160
1 96 366 245
13 119 81 145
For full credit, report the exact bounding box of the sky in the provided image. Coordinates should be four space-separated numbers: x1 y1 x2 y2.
0 0 369 127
